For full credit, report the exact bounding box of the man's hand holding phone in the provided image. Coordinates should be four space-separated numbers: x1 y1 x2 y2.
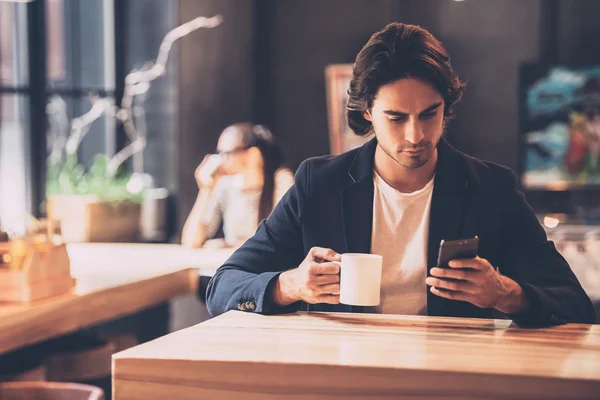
426 237 530 314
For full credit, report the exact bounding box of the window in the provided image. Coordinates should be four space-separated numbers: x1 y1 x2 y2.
46 0 116 166
0 0 179 224
0 2 31 231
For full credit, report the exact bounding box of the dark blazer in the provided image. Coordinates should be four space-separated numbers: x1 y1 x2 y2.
206 138 595 326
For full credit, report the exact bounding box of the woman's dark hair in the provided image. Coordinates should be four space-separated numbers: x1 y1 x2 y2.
347 23 465 136
230 122 284 223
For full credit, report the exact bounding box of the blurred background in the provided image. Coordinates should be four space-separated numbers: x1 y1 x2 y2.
1 0 600 294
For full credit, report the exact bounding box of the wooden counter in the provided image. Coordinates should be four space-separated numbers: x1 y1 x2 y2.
0 243 233 354
113 311 600 400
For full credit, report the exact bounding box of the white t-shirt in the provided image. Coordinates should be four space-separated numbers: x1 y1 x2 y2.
371 171 434 315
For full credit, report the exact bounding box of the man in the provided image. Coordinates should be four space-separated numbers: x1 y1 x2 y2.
206 23 595 326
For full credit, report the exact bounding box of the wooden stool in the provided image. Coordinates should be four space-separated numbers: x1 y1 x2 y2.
0 348 46 383
0 364 46 383
43 333 115 399
44 338 115 382
0 382 103 400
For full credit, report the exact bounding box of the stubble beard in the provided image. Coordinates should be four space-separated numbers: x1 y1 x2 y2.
378 142 435 169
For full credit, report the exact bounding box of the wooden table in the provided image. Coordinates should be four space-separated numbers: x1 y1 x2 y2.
113 311 600 400
0 243 233 354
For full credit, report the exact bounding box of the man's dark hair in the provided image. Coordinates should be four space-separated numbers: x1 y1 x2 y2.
347 23 465 136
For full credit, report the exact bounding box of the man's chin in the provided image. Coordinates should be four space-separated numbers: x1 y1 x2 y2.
400 159 428 169
397 151 432 169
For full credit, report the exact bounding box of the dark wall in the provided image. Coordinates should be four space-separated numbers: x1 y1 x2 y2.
266 0 397 168
558 0 600 65
178 0 255 230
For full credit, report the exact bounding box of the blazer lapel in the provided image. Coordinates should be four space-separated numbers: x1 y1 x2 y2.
426 137 470 316
341 138 377 254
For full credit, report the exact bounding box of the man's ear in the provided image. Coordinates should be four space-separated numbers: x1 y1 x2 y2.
363 109 373 122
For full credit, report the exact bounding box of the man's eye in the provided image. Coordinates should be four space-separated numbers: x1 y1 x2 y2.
389 116 407 122
420 112 437 119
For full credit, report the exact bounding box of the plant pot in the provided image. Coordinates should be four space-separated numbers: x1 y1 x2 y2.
47 195 141 243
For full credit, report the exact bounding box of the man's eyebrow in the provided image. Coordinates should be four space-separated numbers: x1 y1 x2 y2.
419 102 443 114
383 102 443 117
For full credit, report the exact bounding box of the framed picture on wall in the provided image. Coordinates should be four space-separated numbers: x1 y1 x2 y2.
520 63 600 190
325 64 371 154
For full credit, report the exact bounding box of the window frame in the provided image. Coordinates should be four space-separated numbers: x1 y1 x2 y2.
0 0 122 216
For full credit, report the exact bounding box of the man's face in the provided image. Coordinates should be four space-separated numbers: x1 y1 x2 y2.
364 77 445 169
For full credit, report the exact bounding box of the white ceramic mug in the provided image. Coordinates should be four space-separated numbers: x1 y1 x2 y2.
336 253 383 306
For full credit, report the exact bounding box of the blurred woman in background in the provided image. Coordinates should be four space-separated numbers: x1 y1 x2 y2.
182 123 293 248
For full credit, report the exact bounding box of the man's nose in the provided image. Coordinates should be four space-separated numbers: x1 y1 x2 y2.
405 117 425 144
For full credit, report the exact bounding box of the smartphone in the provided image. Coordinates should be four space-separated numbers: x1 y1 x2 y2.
436 236 479 268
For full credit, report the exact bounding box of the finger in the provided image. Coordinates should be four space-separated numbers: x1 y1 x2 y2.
430 267 473 281
309 262 340 275
448 257 484 270
430 286 470 302
309 247 341 263
314 283 340 295
194 164 203 178
316 294 340 304
425 277 476 293
311 274 340 286
199 154 211 166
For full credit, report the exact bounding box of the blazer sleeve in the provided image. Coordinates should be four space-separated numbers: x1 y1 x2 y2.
499 170 596 326
205 160 310 317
